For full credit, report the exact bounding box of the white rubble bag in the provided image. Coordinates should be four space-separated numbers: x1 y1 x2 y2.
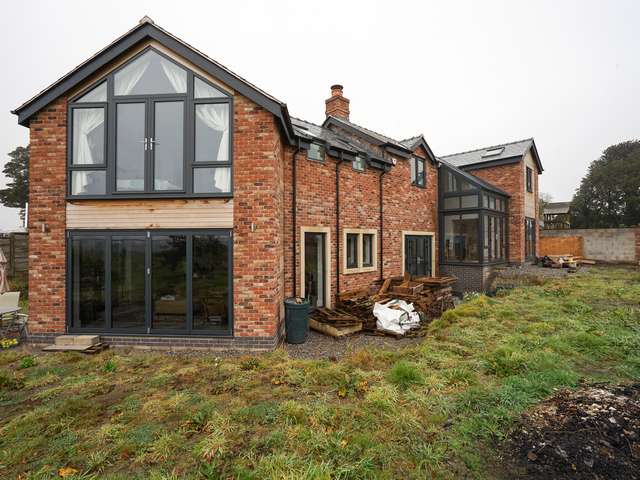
373 299 421 335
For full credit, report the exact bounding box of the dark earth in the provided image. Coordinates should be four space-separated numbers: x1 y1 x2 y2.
501 383 640 479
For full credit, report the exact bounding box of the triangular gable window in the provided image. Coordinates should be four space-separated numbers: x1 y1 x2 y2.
194 77 227 99
76 82 107 102
114 49 187 95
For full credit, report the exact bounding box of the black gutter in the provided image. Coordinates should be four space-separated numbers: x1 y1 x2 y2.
292 143 301 297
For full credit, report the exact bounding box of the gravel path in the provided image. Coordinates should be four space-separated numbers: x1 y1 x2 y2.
284 330 423 360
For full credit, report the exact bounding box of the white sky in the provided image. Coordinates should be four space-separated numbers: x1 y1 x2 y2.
1 0 638 229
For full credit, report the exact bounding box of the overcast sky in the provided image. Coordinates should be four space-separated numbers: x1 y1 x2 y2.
1 0 638 229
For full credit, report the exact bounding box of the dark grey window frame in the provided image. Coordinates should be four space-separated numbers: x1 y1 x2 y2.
346 233 359 269
525 217 536 260
526 166 533 193
66 228 233 337
352 154 366 172
439 165 509 266
411 156 426 188
67 46 233 199
307 142 325 163
483 213 507 262
362 233 374 267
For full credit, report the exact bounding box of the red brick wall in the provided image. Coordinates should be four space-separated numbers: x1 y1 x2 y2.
231 95 285 338
283 141 438 304
26 91 287 339
384 146 438 277
469 162 526 263
27 97 68 334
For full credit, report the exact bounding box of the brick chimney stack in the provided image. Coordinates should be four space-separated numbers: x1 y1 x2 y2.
325 84 350 120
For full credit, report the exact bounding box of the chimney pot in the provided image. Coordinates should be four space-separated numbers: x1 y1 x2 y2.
325 84 350 120
330 84 344 96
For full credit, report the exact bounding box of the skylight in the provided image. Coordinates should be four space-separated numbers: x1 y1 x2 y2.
482 147 504 158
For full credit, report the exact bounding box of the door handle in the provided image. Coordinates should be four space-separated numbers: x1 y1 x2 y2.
149 138 159 151
140 138 148 151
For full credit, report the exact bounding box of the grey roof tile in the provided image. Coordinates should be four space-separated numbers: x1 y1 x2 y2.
325 116 409 150
440 138 534 168
400 135 423 150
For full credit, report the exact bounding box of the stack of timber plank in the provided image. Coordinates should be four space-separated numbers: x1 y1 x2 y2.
309 308 363 337
332 275 457 337
542 254 596 271
42 335 107 353
541 254 596 272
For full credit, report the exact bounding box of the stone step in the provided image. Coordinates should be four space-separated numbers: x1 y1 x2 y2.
54 335 100 346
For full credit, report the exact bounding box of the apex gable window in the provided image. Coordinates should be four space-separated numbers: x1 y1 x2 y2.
410 156 426 188
526 166 533 193
68 47 233 198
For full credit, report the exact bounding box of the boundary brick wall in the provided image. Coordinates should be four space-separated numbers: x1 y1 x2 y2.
541 228 640 263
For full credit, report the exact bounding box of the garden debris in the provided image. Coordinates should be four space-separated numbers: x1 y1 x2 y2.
541 253 596 272
329 275 456 338
309 308 363 337
502 383 640 479
373 299 420 335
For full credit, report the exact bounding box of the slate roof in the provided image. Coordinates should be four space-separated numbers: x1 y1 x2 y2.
544 202 571 215
323 116 410 151
440 138 536 169
292 117 394 165
400 136 423 151
291 117 356 153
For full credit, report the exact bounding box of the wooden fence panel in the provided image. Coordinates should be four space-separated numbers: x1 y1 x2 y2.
539 236 583 257
0 233 28 277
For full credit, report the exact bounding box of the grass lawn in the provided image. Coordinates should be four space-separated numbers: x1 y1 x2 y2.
1 267 639 479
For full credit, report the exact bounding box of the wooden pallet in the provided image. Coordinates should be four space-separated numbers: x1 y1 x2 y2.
309 318 362 337
43 342 108 354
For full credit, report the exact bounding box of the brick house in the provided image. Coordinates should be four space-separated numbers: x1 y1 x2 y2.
12 19 541 349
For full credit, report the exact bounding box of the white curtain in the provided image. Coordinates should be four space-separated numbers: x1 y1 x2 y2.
196 104 229 161
73 108 104 193
160 58 187 93
213 167 231 192
114 54 151 95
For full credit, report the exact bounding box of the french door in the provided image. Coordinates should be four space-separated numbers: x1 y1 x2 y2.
114 99 186 193
304 232 327 308
68 229 232 335
404 235 433 277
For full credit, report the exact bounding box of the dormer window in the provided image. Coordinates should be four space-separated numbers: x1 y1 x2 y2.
307 143 325 163
68 47 233 198
352 154 365 172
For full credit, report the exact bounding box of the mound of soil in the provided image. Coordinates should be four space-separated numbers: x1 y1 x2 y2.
502 383 640 479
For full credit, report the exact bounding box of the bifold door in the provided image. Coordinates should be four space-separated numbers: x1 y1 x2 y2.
68 230 232 335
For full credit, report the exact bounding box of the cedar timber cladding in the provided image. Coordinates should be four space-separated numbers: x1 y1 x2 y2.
66 199 233 229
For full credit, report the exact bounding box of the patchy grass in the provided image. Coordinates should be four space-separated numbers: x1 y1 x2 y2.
0 266 639 479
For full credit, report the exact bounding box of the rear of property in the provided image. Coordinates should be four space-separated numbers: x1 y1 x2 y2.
12 18 543 350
